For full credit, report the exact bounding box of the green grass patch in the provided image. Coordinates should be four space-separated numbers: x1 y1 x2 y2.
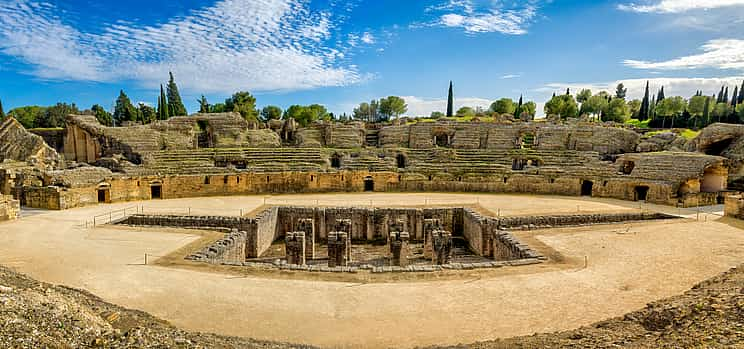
624 119 650 128
679 129 700 140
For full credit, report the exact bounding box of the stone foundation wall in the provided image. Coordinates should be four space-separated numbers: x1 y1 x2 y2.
725 193 744 219
251 207 280 258
0 195 19 221
186 229 247 264
123 214 256 231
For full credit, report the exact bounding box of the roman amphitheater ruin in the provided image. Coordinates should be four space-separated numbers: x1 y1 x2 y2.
1 113 744 347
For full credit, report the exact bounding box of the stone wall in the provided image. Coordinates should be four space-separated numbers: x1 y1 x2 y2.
0 195 19 221
725 193 744 220
186 229 247 264
0 118 61 169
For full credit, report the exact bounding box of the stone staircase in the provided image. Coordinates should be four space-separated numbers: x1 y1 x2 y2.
365 130 379 147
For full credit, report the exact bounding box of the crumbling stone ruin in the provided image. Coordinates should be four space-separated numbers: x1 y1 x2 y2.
328 231 350 267
0 113 738 211
285 232 306 266
0 195 19 221
118 206 674 273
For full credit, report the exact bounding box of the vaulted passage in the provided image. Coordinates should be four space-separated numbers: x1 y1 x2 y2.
581 181 594 196
151 185 162 199
634 186 649 201
364 177 375 192
702 138 733 156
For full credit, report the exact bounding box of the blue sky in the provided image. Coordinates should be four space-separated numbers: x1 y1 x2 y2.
1 0 743 117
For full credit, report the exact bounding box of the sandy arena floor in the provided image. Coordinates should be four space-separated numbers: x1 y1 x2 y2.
0 193 742 348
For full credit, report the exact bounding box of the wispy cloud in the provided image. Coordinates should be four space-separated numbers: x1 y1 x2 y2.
624 39 744 70
428 0 540 35
501 74 522 79
619 0 744 13
0 0 363 94
361 32 375 44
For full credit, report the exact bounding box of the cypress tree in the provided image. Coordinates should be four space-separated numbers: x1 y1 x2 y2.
649 96 656 120
566 88 570 95
515 95 523 118
639 81 650 121
739 80 744 104
724 86 730 104
702 96 711 127
656 86 665 104
158 84 169 120
718 86 725 103
166 72 187 117
733 87 739 107
0 98 5 120
446 81 454 117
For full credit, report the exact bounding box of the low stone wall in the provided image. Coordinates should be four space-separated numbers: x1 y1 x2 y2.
725 193 744 219
185 229 247 264
492 211 674 230
0 195 19 221
123 214 256 231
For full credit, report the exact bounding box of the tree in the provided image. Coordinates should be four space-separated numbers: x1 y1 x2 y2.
521 101 537 119
225 91 259 122
7 106 45 129
430 111 445 119
198 95 210 113
0 98 5 120
627 99 642 119
702 95 712 125
91 104 113 126
39 103 79 128
544 94 579 119
353 102 374 121
639 81 650 120
739 81 744 104
210 103 226 113
712 103 732 122
655 96 687 128
656 86 665 104
138 103 156 124
456 106 475 118
370 99 380 122
717 86 726 103
582 94 609 116
114 90 137 125
378 96 407 119
446 81 454 117
603 98 629 122
283 104 328 126
724 87 730 104
615 83 627 99
688 95 708 117
732 87 739 107
514 95 524 118
158 85 169 120
260 105 283 121
490 98 516 115
577 89 592 103
166 72 187 117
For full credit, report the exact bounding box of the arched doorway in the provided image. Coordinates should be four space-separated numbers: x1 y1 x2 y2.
331 154 342 169
434 134 449 147
581 180 593 196
96 183 111 203
634 186 649 201
364 176 375 192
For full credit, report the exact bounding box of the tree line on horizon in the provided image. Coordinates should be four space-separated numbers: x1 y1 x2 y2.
3 78 744 131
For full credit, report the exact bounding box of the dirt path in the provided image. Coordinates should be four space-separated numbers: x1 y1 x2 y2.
0 193 742 348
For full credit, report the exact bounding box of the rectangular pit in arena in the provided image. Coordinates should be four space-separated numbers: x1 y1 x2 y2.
119 207 676 273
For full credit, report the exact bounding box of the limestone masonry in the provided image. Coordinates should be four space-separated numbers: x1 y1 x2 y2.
0 113 739 214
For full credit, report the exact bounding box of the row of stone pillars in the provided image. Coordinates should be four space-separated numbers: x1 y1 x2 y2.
285 217 454 268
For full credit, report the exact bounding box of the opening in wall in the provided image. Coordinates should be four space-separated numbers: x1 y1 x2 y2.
97 189 109 203
634 186 649 201
396 154 407 169
331 154 342 169
364 176 375 192
581 180 594 196
150 185 162 200
204 176 210 185
620 161 635 175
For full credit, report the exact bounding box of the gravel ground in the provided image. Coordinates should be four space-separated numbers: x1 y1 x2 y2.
0 265 314 349
433 264 744 349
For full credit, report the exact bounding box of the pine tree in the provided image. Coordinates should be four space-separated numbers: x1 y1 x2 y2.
166 72 187 117
639 81 650 121
0 98 5 120
656 86 665 104
566 88 570 95
446 81 454 117
158 84 169 120
198 95 210 113
113 90 137 125
615 83 627 99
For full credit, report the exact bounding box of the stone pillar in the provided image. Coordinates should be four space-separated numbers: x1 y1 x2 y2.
285 232 306 265
389 231 410 267
297 218 315 260
328 231 350 267
432 230 453 265
423 218 443 259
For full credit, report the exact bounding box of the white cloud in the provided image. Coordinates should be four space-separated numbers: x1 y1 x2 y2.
401 95 492 117
624 39 744 70
0 0 362 93
501 74 522 79
431 0 539 35
619 0 744 13
361 32 375 44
